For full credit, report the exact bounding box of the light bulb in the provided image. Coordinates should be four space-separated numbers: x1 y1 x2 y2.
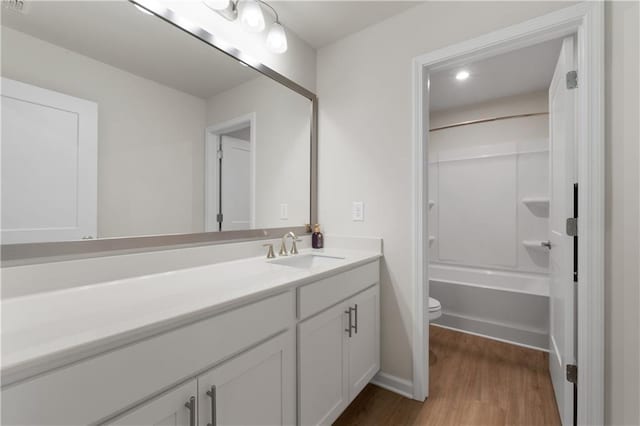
456 70 470 81
240 0 265 32
203 0 230 10
266 22 288 54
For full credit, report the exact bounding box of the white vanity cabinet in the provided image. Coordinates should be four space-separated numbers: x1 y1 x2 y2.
346 285 380 399
298 262 380 426
2 292 294 425
108 331 296 426
197 331 296 426
299 301 350 425
1 256 381 426
106 380 198 426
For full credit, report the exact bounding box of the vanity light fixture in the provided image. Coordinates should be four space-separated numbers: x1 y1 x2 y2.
203 0 288 54
240 0 265 32
266 21 288 54
456 70 470 81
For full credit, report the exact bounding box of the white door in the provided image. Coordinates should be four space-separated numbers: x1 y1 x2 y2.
219 135 251 231
299 301 350 426
347 285 380 399
197 331 295 426
548 36 577 426
1 78 97 243
106 380 197 426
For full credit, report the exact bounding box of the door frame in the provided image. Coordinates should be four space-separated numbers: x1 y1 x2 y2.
411 3 604 424
204 113 257 231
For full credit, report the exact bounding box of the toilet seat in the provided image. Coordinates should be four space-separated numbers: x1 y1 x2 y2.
428 297 442 321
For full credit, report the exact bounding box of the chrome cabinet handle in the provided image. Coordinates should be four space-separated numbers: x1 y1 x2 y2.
541 241 552 249
345 307 353 338
353 304 358 334
206 385 217 426
184 396 196 426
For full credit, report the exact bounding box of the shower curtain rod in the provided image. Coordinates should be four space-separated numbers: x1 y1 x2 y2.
429 112 549 132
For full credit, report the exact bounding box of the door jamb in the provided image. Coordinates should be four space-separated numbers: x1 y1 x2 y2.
411 4 604 425
205 113 257 231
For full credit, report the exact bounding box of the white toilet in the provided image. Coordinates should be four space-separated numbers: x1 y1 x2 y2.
428 297 442 321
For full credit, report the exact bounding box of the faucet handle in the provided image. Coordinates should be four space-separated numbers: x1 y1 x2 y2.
290 238 300 255
278 240 288 256
263 243 276 259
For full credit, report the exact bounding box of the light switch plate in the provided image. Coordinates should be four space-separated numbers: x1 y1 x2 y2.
280 204 288 220
352 201 364 221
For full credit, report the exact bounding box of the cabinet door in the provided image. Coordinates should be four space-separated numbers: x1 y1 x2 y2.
106 380 197 426
347 284 380 399
197 331 295 426
298 301 349 426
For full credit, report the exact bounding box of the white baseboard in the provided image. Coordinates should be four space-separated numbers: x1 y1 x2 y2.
370 372 414 399
434 312 548 351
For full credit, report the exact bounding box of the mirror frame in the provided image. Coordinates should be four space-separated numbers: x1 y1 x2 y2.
1 0 318 266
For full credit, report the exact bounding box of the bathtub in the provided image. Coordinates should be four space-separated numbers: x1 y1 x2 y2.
429 263 550 350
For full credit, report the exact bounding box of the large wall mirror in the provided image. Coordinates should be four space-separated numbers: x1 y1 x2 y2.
1 0 316 260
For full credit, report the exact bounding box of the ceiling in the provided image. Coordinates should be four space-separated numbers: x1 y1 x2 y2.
430 38 564 112
271 1 418 49
1 1 259 99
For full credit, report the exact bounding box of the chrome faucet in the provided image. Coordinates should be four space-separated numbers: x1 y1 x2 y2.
263 243 276 259
279 231 301 256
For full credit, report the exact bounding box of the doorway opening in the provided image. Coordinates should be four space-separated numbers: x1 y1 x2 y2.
205 113 256 232
427 35 573 424
412 4 604 425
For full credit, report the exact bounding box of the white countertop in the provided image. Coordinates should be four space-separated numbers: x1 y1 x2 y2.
1 247 380 385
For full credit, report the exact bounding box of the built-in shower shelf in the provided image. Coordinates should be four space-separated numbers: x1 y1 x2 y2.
521 197 550 207
522 240 550 251
428 200 435 209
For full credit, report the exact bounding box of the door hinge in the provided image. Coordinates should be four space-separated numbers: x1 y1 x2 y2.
566 217 578 236
217 148 223 160
566 364 578 384
216 213 223 223
566 70 578 89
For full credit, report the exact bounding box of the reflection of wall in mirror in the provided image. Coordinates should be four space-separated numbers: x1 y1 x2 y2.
1 26 207 239
206 77 311 229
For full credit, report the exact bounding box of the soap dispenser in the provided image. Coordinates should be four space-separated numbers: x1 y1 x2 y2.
312 224 324 249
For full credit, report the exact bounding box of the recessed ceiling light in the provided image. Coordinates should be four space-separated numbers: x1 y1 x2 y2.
135 4 153 15
456 70 470 81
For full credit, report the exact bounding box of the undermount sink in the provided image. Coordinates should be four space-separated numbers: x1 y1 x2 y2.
270 253 345 269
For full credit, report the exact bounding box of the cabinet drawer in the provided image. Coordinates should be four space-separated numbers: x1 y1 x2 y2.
298 261 379 320
1 291 294 426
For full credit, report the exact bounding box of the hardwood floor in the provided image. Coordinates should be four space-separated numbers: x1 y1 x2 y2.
334 326 561 426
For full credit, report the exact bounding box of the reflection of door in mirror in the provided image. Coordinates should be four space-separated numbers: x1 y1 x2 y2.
1 78 97 244
205 115 255 232
219 135 252 231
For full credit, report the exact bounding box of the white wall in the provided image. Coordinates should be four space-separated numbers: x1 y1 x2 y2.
159 0 317 92
206 76 311 228
318 4 640 422
604 2 640 425
1 27 208 238
317 0 574 388
429 91 549 274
